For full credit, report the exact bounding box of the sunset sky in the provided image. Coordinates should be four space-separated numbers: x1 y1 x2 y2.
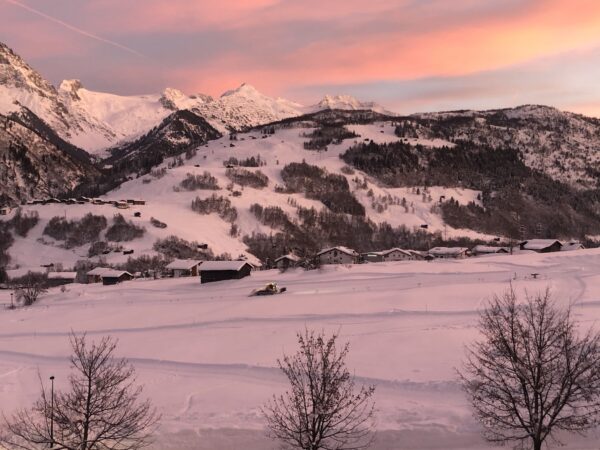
2 0 600 115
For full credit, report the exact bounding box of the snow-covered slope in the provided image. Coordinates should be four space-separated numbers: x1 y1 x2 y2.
1 249 599 449
406 105 600 188
1 120 485 273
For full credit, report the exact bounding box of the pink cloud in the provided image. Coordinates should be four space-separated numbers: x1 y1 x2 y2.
184 0 600 95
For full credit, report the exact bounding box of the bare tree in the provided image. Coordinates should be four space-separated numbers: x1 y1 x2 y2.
263 329 375 450
2 333 158 450
459 287 600 450
11 271 48 306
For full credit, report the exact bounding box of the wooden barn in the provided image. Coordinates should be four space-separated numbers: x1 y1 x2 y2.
471 245 509 256
166 259 201 277
199 261 252 284
46 272 77 287
519 239 563 253
86 267 112 283
101 270 134 285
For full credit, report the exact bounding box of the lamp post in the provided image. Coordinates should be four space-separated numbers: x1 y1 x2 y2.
49 375 55 448
10 292 14 309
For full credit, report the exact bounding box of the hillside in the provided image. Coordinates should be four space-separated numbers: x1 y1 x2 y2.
0 108 98 205
2 118 497 274
1 250 600 449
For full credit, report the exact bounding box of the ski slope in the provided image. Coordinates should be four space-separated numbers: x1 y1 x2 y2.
1 249 600 449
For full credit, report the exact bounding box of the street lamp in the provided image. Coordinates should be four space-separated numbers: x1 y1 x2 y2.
10 292 14 309
49 376 55 448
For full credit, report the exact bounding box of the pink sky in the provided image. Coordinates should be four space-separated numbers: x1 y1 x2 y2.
2 0 600 115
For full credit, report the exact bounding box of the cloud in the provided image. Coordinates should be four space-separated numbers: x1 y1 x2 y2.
2 0 600 117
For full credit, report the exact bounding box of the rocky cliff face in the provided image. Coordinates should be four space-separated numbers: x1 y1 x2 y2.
0 109 98 205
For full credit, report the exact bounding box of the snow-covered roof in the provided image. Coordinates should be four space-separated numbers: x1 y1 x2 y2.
86 267 112 276
317 246 358 257
380 248 412 256
47 272 77 280
471 245 508 254
166 259 201 270
100 269 133 278
561 241 584 251
520 239 563 250
274 254 301 263
199 261 251 271
428 247 469 256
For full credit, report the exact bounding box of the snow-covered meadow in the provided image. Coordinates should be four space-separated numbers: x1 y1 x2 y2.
2 250 600 449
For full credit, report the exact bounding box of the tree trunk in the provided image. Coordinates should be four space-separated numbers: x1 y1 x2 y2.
533 438 542 450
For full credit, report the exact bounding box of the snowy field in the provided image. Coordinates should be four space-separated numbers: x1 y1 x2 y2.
2 249 600 449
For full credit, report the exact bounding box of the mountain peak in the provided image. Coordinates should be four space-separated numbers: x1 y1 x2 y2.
317 94 362 109
59 79 85 100
220 83 260 98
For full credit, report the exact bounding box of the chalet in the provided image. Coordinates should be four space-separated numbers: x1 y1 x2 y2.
317 246 359 265
46 272 77 287
274 254 301 270
166 259 201 277
519 239 562 253
428 247 469 259
471 245 509 256
407 250 427 260
101 270 133 285
380 248 413 261
199 261 252 284
561 241 585 252
0 207 11 216
86 267 112 283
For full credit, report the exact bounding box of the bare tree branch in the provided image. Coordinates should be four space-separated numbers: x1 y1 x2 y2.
1 333 159 450
459 287 600 450
263 329 376 450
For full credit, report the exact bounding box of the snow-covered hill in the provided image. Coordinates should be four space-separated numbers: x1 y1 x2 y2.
1 120 489 274
1 249 599 449
405 105 600 189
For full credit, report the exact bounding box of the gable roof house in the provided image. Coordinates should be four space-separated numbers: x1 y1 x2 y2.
471 245 509 256
199 261 253 284
428 247 470 259
274 254 301 270
86 267 112 283
317 246 359 265
380 248 413 261
165 259 201 277
519 239 563 253
406 250 427 260
100 269 134 285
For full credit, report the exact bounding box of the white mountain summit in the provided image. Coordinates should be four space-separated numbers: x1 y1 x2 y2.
1 42 394 156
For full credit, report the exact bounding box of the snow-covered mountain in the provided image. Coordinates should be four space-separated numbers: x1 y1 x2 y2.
309 94 394 115
0 108 98 204
0 42 396 156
